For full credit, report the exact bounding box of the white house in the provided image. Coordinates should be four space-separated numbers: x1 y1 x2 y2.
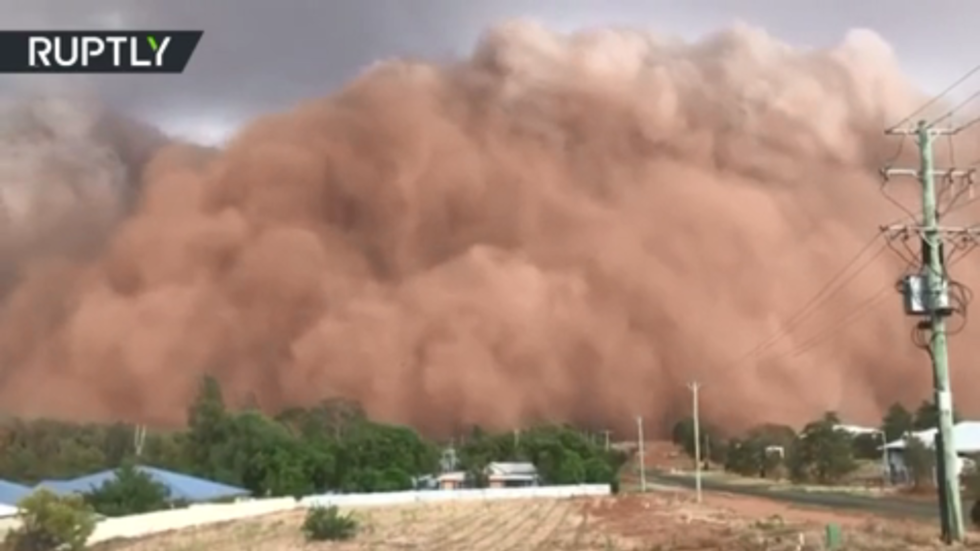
485 462 539 488
880 421 980 482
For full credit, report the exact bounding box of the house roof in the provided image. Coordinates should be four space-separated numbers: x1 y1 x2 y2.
437 472 466 482
485 462 537 477
882 421 980 453
0 479 31 507
36 466 249 502
835 424 881 436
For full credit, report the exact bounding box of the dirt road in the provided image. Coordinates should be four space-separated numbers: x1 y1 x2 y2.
649 472 941 519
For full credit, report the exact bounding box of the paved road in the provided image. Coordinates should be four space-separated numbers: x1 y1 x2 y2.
648 472 941 520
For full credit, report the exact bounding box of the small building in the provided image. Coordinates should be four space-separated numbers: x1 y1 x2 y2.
437 471 467 490
485 462 539 488
880 421 980 484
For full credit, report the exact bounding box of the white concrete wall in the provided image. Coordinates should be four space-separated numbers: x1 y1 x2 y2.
83 484 610 544
89 497 300 543
300 484 610 508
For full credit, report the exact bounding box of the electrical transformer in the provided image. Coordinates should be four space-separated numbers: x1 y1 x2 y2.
901 273 952 316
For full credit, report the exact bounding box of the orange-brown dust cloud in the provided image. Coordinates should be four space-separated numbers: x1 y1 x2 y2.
1 21 979 437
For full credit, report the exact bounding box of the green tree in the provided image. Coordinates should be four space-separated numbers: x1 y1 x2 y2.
5 490 96 551
787 412 857 484
851 432 883 460
583 457 614 484
903 436 935 490
555 452 586 484
881 402 914 441
912 400 962 431
224 410 300 495
724 438 766 477
723 424 795 479
84 462 170 517
671 418 722 462
185 375 231 478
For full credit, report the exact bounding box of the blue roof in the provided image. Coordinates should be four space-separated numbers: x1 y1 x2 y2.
36 466 249 502
0 479 31 506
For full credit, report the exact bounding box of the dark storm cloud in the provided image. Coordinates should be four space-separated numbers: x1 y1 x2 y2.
1 0 979 128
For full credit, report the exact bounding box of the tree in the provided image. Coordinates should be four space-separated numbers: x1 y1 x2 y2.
912 400 962 431
84 462 171 517
903 436 935 490
851 433 882 460
881 402 914 442
5 490 96 551
186 375 231 478
722 424 795 479
787 412 858 484
725 438 766 477
583 457 615 485
555 452 586 484
671 418 722 462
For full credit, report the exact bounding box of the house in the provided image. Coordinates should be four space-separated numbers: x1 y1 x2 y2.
35 466 250 503
436 471 467 490
485 462 539 488
835 424 882 437
880 421 980 484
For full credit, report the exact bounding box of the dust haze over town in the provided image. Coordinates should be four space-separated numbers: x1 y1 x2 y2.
1 0 980 438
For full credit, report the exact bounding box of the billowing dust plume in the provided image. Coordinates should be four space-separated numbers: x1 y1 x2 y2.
1 21 979 437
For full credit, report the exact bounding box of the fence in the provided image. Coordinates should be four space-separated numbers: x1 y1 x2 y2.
86 484 611 544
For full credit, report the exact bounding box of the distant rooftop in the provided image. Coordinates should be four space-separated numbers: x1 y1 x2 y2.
835 424 881 435
36 466 249 503
883 421 980 453
486 462 538 478
0 479 31 507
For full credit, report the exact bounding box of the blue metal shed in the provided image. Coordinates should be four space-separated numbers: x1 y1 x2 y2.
36 466 249 503
0 479 31 506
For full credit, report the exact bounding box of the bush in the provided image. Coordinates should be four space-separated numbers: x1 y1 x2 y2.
903 437 935 490
301 505 358 542
4 489 96 551
84 463 171 517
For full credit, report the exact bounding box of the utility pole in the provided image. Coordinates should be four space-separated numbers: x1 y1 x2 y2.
688 382 703 503
133 424 146 458
883 119 980 544
636 416 646 492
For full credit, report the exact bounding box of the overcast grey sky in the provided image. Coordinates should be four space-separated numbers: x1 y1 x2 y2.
1 0 977 143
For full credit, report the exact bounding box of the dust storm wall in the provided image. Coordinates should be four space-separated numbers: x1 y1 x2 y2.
0 21 976 436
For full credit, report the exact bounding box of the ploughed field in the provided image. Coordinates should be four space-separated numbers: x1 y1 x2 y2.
90 491 976 551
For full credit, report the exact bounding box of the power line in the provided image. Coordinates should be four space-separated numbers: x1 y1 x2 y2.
888 62 980 132
778 286 892 360
731 235 886 365
928 88 980 129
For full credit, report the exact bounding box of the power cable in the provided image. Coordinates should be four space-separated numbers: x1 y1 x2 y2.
951 115 980 135
731 235 886 365
771 286 893 361
928 88 980 129
888 62 980 131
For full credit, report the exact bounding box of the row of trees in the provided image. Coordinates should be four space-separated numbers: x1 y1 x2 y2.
671 400 956 486
0 376 624 503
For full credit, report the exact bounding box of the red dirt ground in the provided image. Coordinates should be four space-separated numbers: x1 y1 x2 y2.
584 489 980 550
